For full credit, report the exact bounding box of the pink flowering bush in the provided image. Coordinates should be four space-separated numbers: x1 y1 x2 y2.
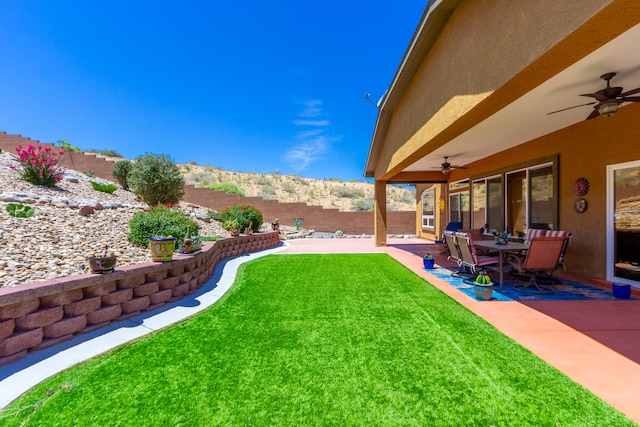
10 144 65 187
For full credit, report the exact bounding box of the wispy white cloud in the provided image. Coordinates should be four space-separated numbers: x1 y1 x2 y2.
297 99 323 118
292 119 329 127
284 100 341 172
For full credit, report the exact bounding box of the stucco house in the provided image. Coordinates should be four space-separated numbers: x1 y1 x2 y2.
365 0 640 287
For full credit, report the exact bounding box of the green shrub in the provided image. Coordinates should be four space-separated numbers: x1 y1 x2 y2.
208 182 246 196
112 159 133 190
90 181 118 194
207 209 223 221
128 154 185 206
128 206 198 247
84 170 95 177
57 140 81 152
6 203 34 218
219 204 263 233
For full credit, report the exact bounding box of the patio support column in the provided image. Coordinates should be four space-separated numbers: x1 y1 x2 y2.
374 179 387 246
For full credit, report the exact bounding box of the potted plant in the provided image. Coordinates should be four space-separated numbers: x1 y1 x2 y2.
178 236 202 254
88 245 118 273
423 253 435 269
223 219 241 237
473 270 494 300
148 235 176 262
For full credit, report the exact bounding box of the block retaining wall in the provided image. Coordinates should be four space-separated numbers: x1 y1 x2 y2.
0 133 416 235
0 232 280 366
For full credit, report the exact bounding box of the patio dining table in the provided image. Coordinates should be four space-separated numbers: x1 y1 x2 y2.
474 240 530 290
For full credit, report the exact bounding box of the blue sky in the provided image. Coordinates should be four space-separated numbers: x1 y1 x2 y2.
0 1 425 181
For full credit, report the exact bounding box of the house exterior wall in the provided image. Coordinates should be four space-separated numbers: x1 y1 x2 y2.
374 0 613 179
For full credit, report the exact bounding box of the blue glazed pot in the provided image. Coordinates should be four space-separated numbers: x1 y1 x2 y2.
423 258 435 269
612 283 631 299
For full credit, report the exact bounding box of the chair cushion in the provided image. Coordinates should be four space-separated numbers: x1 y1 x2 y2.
524 228 547 244
546 230 569 238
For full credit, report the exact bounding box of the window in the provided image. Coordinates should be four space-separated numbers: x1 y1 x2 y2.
505 163 554 234
449 192 470 228
472 176 503 232
421 188 436 229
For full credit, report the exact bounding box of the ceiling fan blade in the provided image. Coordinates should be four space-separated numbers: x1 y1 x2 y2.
621 87 640 97
547 102 596 115
450 165 468 169
580 93 609 101
620 96 640 102
586 108 600 120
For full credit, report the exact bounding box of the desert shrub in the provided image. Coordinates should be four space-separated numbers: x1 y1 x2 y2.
352 198 374 212
128 206 198 247
88 147 123 158
255 175 273 186
208 182 246 196
261 184 276 199
10 144 65 187
186 170 214 186
219 204 263 233
395 191 416 205
128 153 185 207
112 159 133 190
90 181 118 194
84 170 95 177
281 181 296 194
334 186 365 198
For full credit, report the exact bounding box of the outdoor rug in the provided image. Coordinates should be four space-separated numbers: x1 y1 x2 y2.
425 266 628 302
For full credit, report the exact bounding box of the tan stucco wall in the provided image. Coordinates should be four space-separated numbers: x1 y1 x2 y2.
374 0 614 180
447 102 640 281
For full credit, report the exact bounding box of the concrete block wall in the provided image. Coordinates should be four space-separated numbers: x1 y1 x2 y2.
0 232 280 366
0 132 416 234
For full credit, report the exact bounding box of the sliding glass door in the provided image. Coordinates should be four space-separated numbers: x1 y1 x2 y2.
608 160 640 284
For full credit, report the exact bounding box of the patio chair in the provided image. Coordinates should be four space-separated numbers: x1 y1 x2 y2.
507 236 566 294
458 228 496 255
546 230 571 271
444 231 473 278
456 231 499 275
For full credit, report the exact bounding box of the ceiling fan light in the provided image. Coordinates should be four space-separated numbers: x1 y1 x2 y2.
598 100 619 117
441 167 450 175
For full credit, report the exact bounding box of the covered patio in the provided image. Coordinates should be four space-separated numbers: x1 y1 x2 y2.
365 0 640 291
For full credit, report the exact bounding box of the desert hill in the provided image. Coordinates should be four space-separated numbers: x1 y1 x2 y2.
177 163 416 212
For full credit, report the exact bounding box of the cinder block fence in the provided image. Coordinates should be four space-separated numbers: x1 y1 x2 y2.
0 232 280 366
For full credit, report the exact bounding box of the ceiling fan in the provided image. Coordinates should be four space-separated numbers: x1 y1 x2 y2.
432 156 467 175
547 72 640 120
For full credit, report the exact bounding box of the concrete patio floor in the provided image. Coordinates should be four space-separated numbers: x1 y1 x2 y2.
282 237 640 424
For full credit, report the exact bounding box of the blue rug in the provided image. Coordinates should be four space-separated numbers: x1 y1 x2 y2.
425 266 625 301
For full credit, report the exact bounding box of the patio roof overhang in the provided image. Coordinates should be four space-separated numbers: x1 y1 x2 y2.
365 0 640 184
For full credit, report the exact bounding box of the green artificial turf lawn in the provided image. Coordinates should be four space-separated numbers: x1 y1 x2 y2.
0 254 634 426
